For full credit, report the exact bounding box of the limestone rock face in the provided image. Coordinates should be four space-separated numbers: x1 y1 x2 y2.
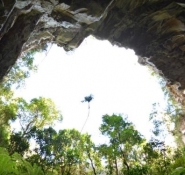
0 0 185 93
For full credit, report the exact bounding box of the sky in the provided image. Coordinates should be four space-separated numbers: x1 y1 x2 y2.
13 36 171 144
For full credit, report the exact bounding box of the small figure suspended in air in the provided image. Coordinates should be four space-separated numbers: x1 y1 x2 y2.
80 94 94 132
81 94 94 103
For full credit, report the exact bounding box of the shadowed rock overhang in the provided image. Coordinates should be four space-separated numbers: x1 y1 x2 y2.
0 0 185 97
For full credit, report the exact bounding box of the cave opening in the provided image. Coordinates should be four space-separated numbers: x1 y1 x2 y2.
11 35 175 145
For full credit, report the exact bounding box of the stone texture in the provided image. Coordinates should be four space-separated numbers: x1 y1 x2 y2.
0 0 185 94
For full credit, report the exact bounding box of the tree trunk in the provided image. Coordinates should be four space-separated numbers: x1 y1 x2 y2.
60 165 65 175
123 159 130 172
114 158 119 175
86 148 97 175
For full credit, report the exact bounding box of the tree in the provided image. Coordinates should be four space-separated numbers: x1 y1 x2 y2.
0 46 48 148
53 129 83 175
27 127 57 173
28 128 83 174
8 132 29 156
16 97 62 137
8 97 62 156
81 134 102 175
0 85 18 147
28 127 103 175
99 114 144 174
2 46 47 89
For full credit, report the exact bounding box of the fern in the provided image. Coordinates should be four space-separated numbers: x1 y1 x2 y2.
171 167 185 175
0 148 18 174
0 147 44 175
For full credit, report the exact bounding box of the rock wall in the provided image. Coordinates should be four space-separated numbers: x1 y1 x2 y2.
0 0 185 92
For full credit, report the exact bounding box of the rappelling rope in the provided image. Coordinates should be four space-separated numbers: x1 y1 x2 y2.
37 43 53 67
80 102 91 133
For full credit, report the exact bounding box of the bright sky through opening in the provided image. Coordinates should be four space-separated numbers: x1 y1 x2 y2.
14 36 171 144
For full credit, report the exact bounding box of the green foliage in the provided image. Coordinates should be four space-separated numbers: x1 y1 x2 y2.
0 147 18 174
8 132 29 155
26 127 102 174
123 165 148 175
5 97 62 156
0 147 44 175
99 114 145 174
171 167 185 175
3 47 47 89
1 112 185 174
0 86 18 147
100 114 143 144
0 47 48 148
16 97 62 136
